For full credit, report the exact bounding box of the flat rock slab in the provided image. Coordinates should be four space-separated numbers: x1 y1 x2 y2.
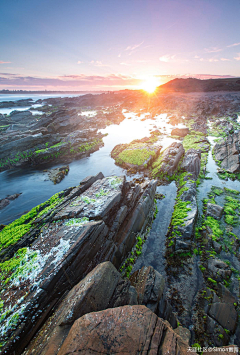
54 176 124 222
208 301 237 332
58 305 194 355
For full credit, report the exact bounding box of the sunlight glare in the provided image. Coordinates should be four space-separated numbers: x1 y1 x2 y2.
140 77 160 93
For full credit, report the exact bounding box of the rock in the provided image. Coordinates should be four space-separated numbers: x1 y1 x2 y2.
208 289 238 333
157 142 185 176
24 261 137 355
0 198 9 210
214 132 240 173
174 326 191 344
212 240 222 253
171 127 189 137
181 148 201 178
158 296 178 329
111 135 162 170
206 315 230 346
207 258 232 280
174 180 198 246
47 165 69 184
206 203 223 219
0 193 21 210
130 265 165 313
1 174 157 354
57 305 195 355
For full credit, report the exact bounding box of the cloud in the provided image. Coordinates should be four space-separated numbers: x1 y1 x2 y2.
234 53 240 61
125 41 144 52
90 60 108 67
0 73 142 90
118 53 121 58
227 42 240 48
77 61 83 64
204 47 222 53
208 58 219 62
194 55 200 59
159 54 176 62
220 58 230 61
0 61 11 64
120 62 131 66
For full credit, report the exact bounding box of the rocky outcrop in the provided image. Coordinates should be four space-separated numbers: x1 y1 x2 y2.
181 148 201 179
111 134 162 171
58 305 194 355
24 261 138 355
157 142 185 176
171 127 189 137
130 265 165 313
214 131 240 173
0 173 157 354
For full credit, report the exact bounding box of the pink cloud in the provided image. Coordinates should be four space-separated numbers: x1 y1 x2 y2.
0 61 11 64
204 47 222 53
234 54 240 61
227 42 240 48
159 54 176 62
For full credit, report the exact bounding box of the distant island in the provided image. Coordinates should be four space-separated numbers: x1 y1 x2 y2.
0 89 105 94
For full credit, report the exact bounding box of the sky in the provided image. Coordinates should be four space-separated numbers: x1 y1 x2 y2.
0 0 240 91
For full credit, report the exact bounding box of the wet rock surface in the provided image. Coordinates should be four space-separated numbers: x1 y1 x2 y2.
0 173 157 354
181 148 201 178
111 134 162 171
157 142 185 176
214 132 240 173
1 89 240 353
46 165 69 184
171 127 189 137
0 193 21 210
57 305 194 355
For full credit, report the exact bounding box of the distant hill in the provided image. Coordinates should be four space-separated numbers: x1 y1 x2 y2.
157 77 240 92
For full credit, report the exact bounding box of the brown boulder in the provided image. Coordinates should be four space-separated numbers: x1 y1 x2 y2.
24 262 137 355
58 305 195 355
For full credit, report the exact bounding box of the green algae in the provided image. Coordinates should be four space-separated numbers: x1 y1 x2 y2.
0 192 63 252
204 216 223 239
118 148 155 166
0 248 38 287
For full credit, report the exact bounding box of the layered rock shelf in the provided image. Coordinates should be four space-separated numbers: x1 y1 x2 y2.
0 173 157 354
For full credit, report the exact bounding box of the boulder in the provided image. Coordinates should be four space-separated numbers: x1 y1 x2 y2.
58 305 195 355
111 136 162 170
171 127 189 137
206 203 223 219
24 261 137 355
47 165 69 184
181 148 201 178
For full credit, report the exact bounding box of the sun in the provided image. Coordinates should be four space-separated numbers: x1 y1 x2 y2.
140 77 160 93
